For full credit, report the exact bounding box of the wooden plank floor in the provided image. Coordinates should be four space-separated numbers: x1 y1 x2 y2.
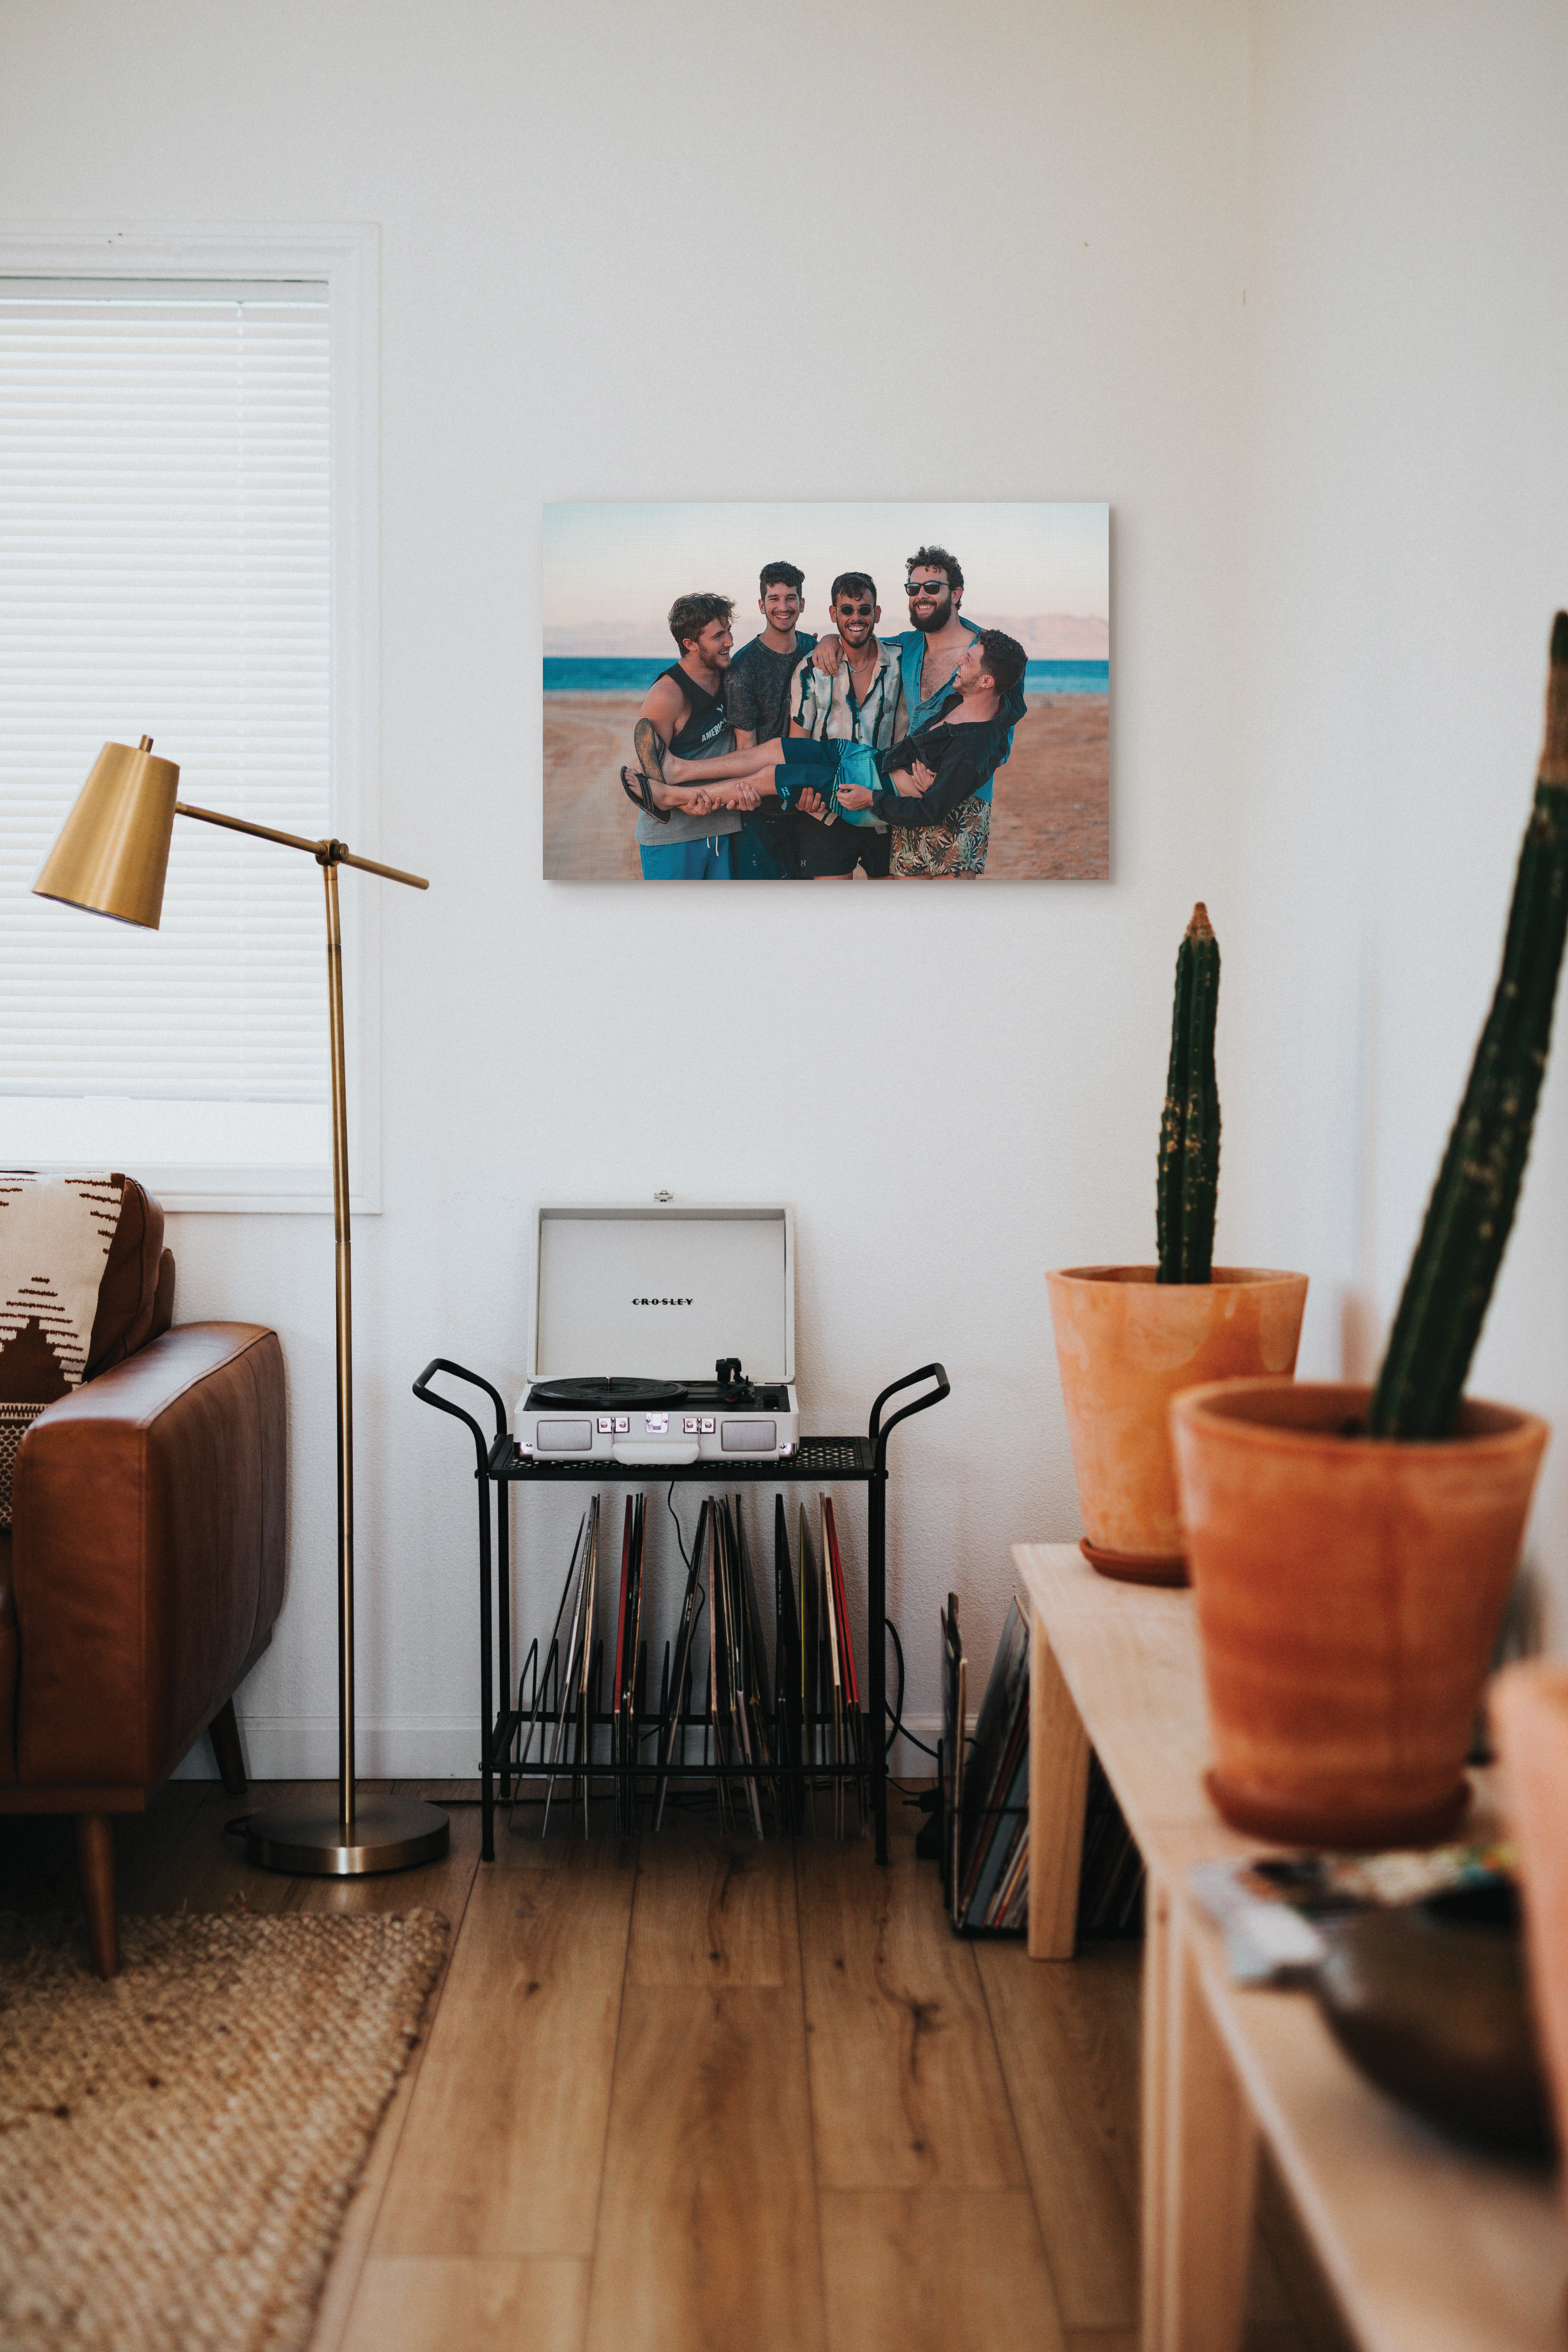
0 1781 1356 2352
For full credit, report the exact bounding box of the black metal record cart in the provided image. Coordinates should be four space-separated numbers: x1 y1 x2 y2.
413 1360 948 1865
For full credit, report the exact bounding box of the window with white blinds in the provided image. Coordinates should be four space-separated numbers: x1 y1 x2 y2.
0 266 362 1204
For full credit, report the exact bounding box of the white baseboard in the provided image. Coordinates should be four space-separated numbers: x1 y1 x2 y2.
173 1714 483 1782
175 1710 954 1784
886 1713 944 1779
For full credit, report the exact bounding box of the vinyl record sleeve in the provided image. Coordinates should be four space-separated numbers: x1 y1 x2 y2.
773 1495 803 1824
958 1599 1029 1901
546 1493 598 1831
824 1496 860 1713
735 1499 774 1779
941 1595 965 1908
961 1734 1029 1929
653 1498 709 1829
612 1497 634 1829
613 1500 633 1718
525 1510 586 1771
820 1495 842 1699
799 1503 818 1728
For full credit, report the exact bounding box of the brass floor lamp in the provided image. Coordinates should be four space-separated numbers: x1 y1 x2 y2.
35 737 449 1876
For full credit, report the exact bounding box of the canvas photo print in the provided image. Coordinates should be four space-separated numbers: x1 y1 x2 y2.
544 502 1109 881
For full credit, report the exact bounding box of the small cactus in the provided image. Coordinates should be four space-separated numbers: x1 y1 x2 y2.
1157 903 1221 1283
1367 614 1568 1438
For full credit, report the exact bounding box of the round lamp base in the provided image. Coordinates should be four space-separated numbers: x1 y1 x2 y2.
243 1792 450 1877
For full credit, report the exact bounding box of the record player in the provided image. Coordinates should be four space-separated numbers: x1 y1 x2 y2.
515 1205 799 1465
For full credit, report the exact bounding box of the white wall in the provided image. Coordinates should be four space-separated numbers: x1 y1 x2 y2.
1224 0 1568 1642
1 0 1255 1772
9 0 1564 1775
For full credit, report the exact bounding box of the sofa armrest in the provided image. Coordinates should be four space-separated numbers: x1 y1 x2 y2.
11 1324 286 1788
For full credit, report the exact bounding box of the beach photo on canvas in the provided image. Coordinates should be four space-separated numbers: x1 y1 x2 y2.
543 502 1109 882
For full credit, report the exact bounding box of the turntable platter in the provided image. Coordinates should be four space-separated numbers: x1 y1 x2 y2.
527 1375 690 1409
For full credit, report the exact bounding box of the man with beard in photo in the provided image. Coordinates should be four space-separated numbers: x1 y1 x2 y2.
620 591 743 878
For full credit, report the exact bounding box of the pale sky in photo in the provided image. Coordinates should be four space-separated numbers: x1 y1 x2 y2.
544 502 1109 648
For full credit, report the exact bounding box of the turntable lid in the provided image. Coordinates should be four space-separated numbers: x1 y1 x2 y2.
530 1205 794 1385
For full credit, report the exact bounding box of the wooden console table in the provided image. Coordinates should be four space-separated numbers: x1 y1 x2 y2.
1012 1541 1567 2352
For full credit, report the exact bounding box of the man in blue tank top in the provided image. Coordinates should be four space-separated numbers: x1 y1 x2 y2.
622 593 743 879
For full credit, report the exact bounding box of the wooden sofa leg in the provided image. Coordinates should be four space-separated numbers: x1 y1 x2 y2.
208 1696 248 1796
74 1814 120 1980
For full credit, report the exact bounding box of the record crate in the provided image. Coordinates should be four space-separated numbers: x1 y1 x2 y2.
937 1592 1030 1937
937 1598 1144 1941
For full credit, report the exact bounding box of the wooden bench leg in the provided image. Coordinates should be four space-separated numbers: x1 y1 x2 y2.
1142 1874 1255 2352
74 1812 120 1980
1027 1611 1092 1957
207 1695 248 1796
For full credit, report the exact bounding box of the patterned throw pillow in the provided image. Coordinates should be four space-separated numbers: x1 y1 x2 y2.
0 1172 123 1529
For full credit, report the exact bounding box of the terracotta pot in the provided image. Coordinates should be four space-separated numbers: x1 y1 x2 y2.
1171 1380 1548 1849
1491 1660 1568 2202
1046 1266 1308 1586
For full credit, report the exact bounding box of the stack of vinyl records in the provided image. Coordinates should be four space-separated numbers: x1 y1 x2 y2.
817 1494 866 1833
653 1493 776 1836
514 1485 870 1840
937 1598 1143 1941
649 1489 864 1838
1075 1749 1145 1939
948 1597 1030 1933
610 1493 649 1835
537 1497 604 1840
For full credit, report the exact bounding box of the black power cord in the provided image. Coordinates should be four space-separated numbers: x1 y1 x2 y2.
884 1617 937 1759
665 1480 692 1573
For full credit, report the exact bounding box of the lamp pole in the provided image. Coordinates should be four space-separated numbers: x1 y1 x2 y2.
325 853 357 1835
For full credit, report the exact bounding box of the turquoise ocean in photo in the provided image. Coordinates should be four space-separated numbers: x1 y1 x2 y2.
544 657 1109 695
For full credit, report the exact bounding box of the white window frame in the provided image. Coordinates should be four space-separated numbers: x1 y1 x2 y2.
0 222 381 1214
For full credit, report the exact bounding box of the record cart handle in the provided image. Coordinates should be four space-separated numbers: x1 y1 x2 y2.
868 1363 949 1470
413 1356 509 1474
413 1357 514 1855
865 1363 948 1868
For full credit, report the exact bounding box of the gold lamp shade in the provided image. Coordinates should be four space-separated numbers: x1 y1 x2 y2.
33 736 180 928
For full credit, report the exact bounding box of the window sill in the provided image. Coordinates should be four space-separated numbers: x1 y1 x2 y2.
5 1097 380 1214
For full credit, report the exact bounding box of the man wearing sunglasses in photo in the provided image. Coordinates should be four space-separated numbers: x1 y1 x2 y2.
723 559 816 878
783 571 907 878
808 543 1028 873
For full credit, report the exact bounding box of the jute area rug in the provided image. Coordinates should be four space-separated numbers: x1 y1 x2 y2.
0 1908 449 2352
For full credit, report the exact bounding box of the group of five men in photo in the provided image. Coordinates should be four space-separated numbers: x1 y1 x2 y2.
622 546 1028 880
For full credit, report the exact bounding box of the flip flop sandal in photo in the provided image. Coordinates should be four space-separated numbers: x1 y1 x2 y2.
620 764 668 822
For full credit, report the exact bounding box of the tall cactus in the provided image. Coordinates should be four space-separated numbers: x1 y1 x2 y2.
1367 614 1568 1438
1157 903 1221 1284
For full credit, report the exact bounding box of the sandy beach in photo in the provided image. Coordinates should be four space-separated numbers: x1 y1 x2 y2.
542 691 1109 881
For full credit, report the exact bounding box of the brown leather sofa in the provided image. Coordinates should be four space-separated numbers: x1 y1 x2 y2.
0 1180 286 1975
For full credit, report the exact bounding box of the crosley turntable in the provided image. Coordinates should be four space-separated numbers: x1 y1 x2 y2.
515 1205 799 1464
